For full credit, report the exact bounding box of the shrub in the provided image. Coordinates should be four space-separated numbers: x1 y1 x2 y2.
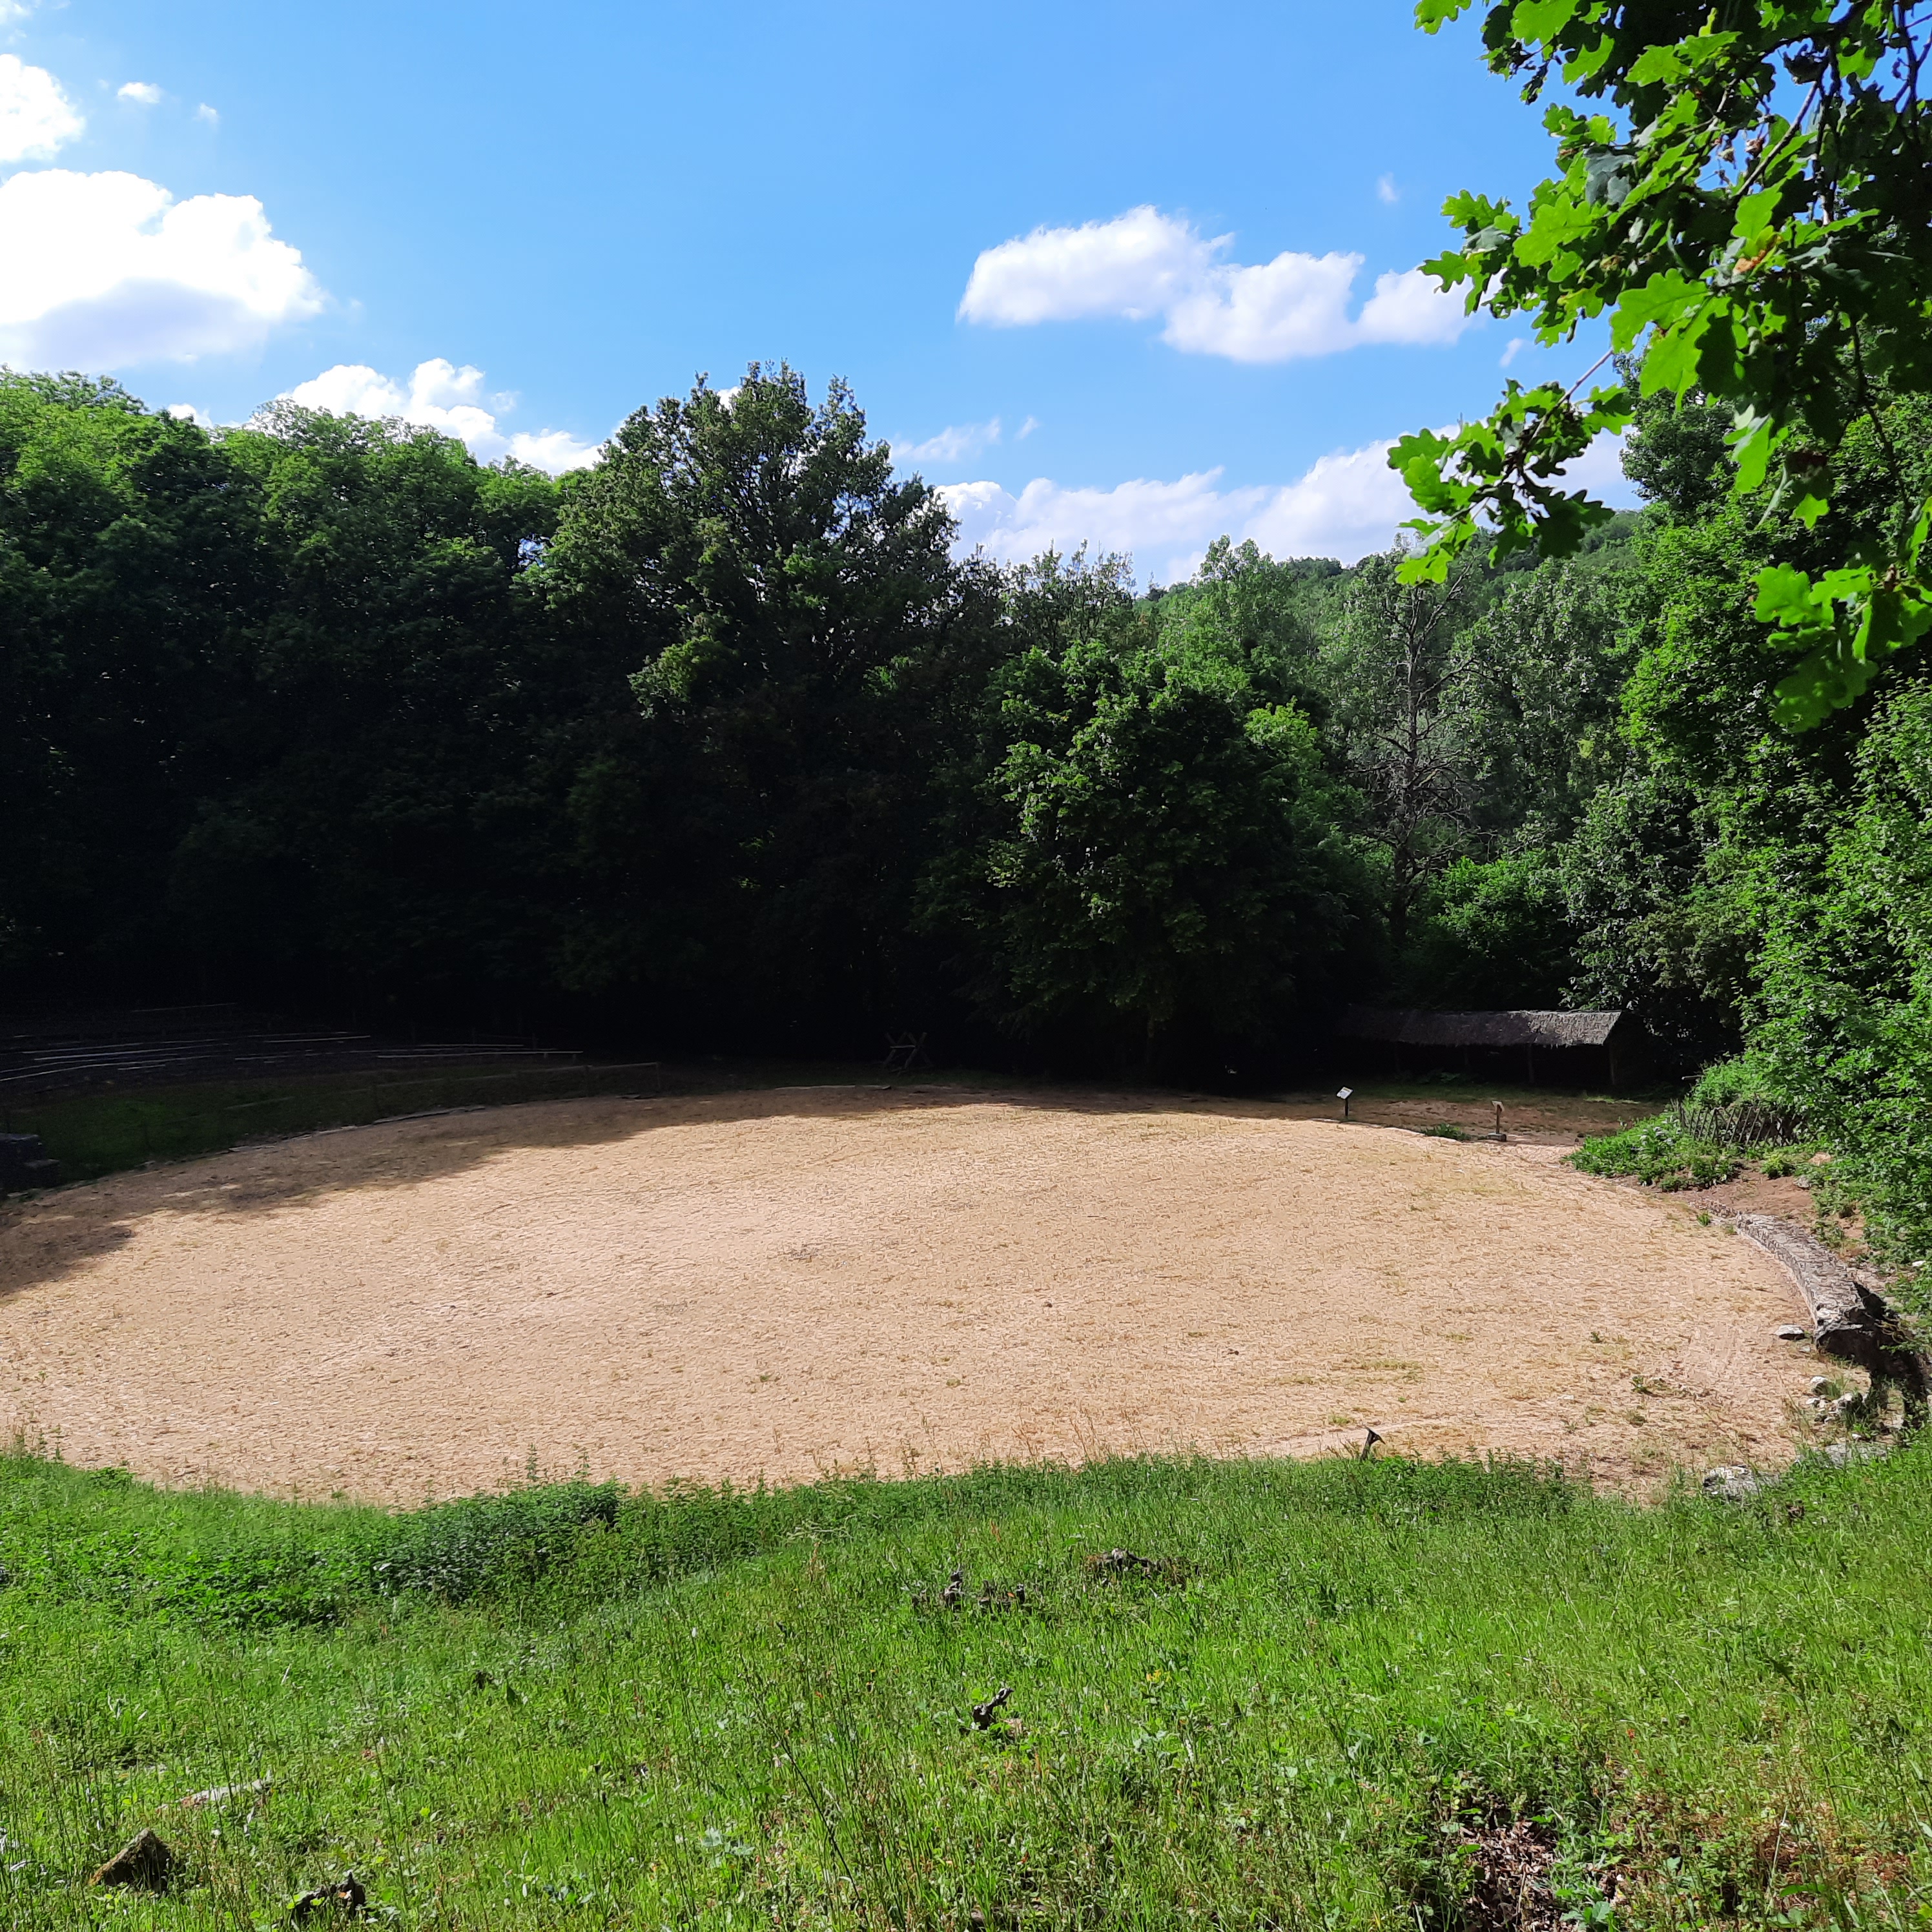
1570 1116 1739 1189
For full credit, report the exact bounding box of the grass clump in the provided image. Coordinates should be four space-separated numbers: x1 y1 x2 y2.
1419 1122 1471 1140
1569 1114 1741 1189
3 1444 1931 1927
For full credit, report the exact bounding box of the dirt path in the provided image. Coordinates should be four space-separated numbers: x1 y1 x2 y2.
0 1087 1818 1501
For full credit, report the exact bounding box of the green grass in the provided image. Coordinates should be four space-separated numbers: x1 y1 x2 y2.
3 1446 1929 1929
1569 1116 1743 1190
0 1063 663 1188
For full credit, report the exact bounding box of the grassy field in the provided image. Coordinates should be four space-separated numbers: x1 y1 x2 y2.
1 1444 1927 1930
0 1062 667 1187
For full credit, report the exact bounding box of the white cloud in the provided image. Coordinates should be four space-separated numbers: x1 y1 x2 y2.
1 54 83 161
0 169 324 367
0 3 40 31
1355 269 1471 346
892 416 1001 465
939 429 1635 583
118 81 163 106
506 425 602 471
960 204 1211 327
1501 336 1528 367
1377 173 1400 205
1162 250 1362 361
278 358 604 473
165 400 212 427
1017 415 1040 440
958 205 1472 364
1551 426 1631 500
194 103 218 127
943 472 1267 578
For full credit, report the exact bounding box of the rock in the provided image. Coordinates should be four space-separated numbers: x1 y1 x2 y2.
90 1828 173 1890
1820 1439 1885 1468
1775 1324 1810 1341
1088 1547 1160 1577
1808 1376 1836 1396
180 1776 271 1808
0 1133 59 1194
291 1873 367 1921
1701 1465 1763 1501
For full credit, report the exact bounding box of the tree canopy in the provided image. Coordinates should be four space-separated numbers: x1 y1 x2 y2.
1395 0 1932 725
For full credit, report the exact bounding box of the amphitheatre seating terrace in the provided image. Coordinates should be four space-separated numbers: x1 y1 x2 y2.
0 1005 584 1098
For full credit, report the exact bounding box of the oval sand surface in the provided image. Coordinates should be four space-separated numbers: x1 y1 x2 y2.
0 1087 1814 1499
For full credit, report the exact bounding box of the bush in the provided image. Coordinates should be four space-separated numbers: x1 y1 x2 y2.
1569 1115 1739 1189
1687 1055 1777 1107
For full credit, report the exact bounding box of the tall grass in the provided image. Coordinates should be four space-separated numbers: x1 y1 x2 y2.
1 1445 1927 1928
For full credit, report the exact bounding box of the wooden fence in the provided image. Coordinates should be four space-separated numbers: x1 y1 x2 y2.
1670 1098 1808 1151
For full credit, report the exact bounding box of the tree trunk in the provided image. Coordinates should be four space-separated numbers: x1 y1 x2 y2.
1729 1211 1929 1413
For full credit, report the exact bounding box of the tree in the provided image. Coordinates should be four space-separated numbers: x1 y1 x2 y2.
170 406 562 1008
1320 550 1485 949
541 365 998 1036
1149 537 1339 710
1394 0 1932 724
0 373 270 991
1754 679 1932 1269
924 624 1362 1068
1457 540 1635 842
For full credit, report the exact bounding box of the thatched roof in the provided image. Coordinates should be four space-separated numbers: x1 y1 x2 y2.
1340 1007 1627 1049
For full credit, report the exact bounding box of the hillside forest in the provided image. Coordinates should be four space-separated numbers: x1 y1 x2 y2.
6 357 1932 1267
6 0 1932 1298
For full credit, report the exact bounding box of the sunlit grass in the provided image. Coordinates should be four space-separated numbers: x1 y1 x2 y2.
2 1445 1928 1927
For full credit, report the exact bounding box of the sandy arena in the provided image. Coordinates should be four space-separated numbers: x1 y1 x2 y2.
0 1086 1820 1501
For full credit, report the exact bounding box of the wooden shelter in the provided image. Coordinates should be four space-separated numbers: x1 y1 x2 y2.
1337 1007 1647 1090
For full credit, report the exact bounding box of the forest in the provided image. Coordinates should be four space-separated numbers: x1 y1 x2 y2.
8 0 1932 1284
4 356 1932 1269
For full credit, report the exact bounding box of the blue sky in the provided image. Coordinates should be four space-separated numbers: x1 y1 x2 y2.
0 0 1633 579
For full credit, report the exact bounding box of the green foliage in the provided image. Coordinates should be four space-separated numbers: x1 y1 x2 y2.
1568 1116 1739 1189
1687 1054 1777 1107
0 1064 662 1190
1750 678 1932 1286
1402 0 1932 723
3 1444 1929 1927
0 373 273 981
538 364 997 1031
921 617 1362 1061
1401 851 1576 1007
